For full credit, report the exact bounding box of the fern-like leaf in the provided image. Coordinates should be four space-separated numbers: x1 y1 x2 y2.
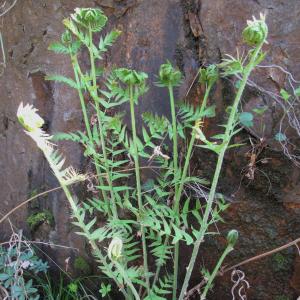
99 30 121 53
45 74 79 89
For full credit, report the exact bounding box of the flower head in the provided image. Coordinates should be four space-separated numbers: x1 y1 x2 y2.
17 102 86 186
242 13 268 46
17 102 44 132
71 8 107 32
156 61 182 87
107 237 123 261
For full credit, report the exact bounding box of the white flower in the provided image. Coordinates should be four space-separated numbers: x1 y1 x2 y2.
17 102 44 132
17 102 86 186
108 237 123 261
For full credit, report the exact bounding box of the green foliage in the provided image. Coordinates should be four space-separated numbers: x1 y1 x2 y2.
26 210 54 231
272 253 290 272
0 235 48 300
280 88 291 101
199 64 219 86
295 86 300 97
18 9 274 300
99 282 112 297
71 8 107 32
275 132 287 142
239 112 254 127
35 273 95 300
74 257 91 274
45 75 79 89
156 61 182 87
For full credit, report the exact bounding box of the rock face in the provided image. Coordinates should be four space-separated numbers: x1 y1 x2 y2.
1 0 300 299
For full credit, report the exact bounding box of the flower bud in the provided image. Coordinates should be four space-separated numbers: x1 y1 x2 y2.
157 61 182 87
199 64 218 86
71 8 107 32
108 237 123 261
242 13 268 46
226 229 239 247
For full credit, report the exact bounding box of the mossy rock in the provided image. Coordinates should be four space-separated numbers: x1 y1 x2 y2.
26 209 54 231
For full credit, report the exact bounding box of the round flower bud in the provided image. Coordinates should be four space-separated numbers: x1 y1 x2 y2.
108 237 123 261
242 13 268 46
226 229 239 247
157 61 182 87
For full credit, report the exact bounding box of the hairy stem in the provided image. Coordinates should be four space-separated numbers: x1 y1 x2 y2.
168 83 181 300
70 53 110 214
178 40 266 300
201 246 233 300
115 261 141 300
42 147 127 298
172 84 212 299
88 26 119 219
129 85 150 294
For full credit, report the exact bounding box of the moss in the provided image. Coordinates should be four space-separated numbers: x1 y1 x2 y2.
272 253 290 272
74 256 91 274
26 209 54 230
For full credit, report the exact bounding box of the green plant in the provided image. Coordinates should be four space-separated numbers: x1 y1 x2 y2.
74 256 91 274
0 231 48 300
35 273 97 300
17 9 269 300
26 210 54 231
179 13 268 299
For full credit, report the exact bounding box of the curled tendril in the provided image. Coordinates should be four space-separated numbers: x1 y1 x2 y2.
231 270 250 300
156 60 182 87
242 13 268 46
71 8 107 32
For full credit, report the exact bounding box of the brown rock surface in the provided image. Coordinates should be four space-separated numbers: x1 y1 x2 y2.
1 0 300 299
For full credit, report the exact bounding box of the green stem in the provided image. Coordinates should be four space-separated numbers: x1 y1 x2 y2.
168 83 181 300
172 84 211 300
115 262 141 300
87 26 118 219
168 84 179 185
174 84 211 213
178 41 265 300
200 246 233 300
42 149 127 298
129 84 150 294
70 54 110 215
